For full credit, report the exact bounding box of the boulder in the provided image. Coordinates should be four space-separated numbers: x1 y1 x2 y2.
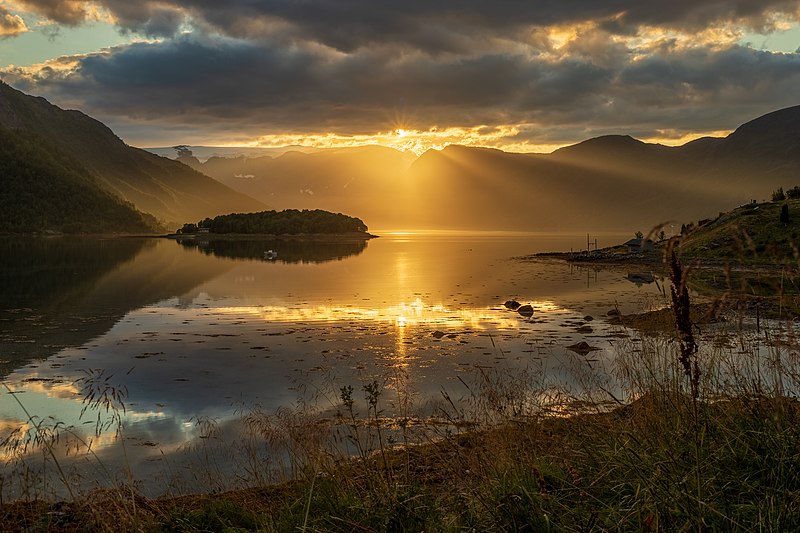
504 300 521 310
517 304 534 317
566 341 601 355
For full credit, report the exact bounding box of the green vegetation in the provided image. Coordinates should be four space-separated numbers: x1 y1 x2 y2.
679 197 800 263
1 82 264 227
176 209 369 235
0 128 160 234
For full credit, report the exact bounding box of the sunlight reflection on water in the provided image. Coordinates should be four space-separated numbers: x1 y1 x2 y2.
2 233 673 497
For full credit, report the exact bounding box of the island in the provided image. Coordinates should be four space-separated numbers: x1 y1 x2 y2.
171 208 376 240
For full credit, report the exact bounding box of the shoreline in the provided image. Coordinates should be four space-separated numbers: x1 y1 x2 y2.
528 247 798 272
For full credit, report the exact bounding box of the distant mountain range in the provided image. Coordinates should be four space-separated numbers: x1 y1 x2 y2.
176 146 417 228
0 82 264 233
3 79 799 234
181 106 800 232
145 145 320 162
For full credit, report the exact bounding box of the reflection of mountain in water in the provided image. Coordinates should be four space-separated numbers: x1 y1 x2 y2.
0 238 231 377
176 237 368 263
1 237 147 310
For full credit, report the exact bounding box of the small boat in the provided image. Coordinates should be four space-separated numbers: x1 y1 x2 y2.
264 250 278 260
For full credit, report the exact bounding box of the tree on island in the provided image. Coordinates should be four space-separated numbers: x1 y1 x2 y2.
176 209 368 235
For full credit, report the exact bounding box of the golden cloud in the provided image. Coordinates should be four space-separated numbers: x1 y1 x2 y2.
242 124 532 156
1 53 84 85
7 0 110 25
0 6 27 36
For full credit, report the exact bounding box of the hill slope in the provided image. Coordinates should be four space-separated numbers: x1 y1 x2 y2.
0 82 265 228
0 128 158 233
678 199 800 264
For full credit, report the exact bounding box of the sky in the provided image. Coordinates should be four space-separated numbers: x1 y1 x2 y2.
1 1 800 154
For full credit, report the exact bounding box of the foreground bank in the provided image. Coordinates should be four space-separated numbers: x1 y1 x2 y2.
2 387 798 532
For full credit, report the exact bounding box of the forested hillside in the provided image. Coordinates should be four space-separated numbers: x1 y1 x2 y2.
0 128 158 233
0 82 265 228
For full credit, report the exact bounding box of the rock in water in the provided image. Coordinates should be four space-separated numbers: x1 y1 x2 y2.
504 300 521 310
432 330 446 339
567 341 601 355
517 304 534 317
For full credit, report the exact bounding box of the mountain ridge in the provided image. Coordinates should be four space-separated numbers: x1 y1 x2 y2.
5 78 800 233
0 82 266 229
186 103 800 232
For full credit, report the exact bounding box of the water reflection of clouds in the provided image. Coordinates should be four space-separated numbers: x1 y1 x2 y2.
0 383 172 459
1 234 666 497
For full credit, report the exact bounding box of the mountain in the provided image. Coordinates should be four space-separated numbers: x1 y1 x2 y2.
399 144 703 231
144 145 321 161
0 82 265 230
184 105 800 232
6 78 797 234
0 127 158 233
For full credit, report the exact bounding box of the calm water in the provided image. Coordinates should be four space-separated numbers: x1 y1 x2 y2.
1 233 671 497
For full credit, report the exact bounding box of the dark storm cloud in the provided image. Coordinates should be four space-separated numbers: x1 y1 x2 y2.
13 0 800 49
617 46 800 105
5 0 800 147
192 0 799 51
8 30 800 144
21 37 538 132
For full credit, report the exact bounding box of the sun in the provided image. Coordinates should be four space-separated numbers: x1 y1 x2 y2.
395 128 411 138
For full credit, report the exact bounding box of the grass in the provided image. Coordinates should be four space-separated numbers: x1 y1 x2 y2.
4 249 800 531
679 199 800 264
4 391 798 531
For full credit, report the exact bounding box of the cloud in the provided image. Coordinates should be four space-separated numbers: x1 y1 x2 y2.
10 1 800 49
3 1 800 150
5 29 800 150
11 0 92 25
0 6 27 36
